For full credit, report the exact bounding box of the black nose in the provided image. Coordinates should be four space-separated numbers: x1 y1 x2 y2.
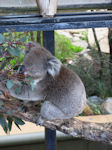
18 65 25 73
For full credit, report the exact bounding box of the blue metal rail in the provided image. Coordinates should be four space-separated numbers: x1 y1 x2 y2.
0 12 112 33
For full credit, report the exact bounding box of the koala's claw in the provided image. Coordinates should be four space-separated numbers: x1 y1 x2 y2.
37 116 45 126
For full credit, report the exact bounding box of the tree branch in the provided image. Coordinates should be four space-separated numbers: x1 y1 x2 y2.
0 97 112 145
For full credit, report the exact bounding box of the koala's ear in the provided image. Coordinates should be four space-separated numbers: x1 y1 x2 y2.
25 42 42 54
25 42 37 49
47 57 62 77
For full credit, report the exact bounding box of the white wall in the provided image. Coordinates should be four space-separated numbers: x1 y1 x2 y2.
0 0 111 7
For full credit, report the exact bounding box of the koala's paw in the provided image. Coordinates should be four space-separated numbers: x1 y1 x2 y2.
36 116 45 126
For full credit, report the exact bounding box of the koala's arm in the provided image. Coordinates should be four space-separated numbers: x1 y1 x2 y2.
9 83 44 102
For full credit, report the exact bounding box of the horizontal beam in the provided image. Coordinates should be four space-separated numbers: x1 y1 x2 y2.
0 12 112 33
58 3 112 10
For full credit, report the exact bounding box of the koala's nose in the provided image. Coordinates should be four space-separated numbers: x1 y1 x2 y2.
18 65 25 73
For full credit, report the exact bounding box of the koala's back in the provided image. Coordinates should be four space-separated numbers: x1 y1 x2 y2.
44 66 86 117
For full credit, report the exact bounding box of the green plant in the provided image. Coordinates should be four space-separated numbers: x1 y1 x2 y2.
68 49 112 99
90 104 101 115
55 32 83 62
79 30 88 42
0 114 25 134
0 31 30 71
0 32 29 133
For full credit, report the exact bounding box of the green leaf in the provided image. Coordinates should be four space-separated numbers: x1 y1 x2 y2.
14 123 21 131
10 59 17 66
0 91 3 95
0 34 4 44
30 79 36 91
0 46 4 52
20 37 27 42
18 107 22 112
8 48 22 57
12 110 17 113
14 117 25 125
6 79 14 89
0 100 3 106
15 87 22 95
0 114 8 133
7 116 13 131
26 77 36 91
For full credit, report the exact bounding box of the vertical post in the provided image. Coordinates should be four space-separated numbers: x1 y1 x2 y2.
43 31 55 55
45 128 56 150
43 31 56 150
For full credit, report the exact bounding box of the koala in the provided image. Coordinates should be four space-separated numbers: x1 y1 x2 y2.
9 42 86 121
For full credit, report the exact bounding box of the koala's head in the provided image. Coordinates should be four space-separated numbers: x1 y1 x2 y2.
21 42 62 80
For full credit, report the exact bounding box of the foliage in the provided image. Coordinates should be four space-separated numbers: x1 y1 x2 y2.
55 32 83 62
0 31 26 71
79 30 88 42
90 104 101 115
68 49 112 99
0 31 30 133
0 114 25 134
0 31 46 133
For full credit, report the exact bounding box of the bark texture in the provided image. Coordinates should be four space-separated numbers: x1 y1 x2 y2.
0 97 112 145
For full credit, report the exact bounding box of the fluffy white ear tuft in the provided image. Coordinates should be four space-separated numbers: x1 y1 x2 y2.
47 57 61 77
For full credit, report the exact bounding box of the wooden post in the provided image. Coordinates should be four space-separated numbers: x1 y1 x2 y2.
36 0 58 17
43 31 56 150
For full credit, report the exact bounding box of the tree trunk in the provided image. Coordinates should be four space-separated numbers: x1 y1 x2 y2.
108 28 112 86
37 31 41 43
92 28 104 81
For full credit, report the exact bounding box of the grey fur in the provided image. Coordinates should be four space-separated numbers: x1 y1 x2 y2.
9 42 86 120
